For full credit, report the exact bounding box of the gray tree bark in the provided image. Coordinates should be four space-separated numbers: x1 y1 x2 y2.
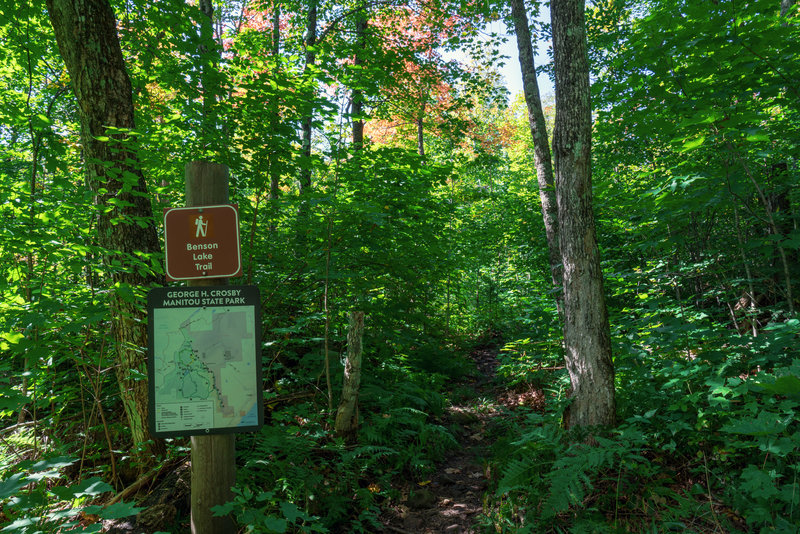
551 0 616 429
46 0 165 456
510 0 563 316
335 311 365 439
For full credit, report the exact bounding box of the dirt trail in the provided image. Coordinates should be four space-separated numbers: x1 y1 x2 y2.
380 345 502 534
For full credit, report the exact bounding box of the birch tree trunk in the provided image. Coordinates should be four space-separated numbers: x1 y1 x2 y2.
551 0 616 429
46 0 165 456
510 0 563 317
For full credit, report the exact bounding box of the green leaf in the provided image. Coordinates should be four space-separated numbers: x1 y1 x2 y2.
1 331 24 344
264 516 287 533
10 490 48 510
0 393 27 412
35 113 52 126
99 501 144 520
211 502 235 516
740 465 779 500
721 411 791 436
750 375 800 397
680 135 706 152
30 456 77 472
0 473 27 500
280 500 303 523
51 477 113 500
744 129 769 143
1 516 42 532
760 435 798 457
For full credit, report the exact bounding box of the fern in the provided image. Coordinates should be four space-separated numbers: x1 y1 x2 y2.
497 457 539 494
342 445 399 464
419 424 458 458
542 442 622 518
542 461 593 517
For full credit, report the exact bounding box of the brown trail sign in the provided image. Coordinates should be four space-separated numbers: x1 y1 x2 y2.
164 204 242 280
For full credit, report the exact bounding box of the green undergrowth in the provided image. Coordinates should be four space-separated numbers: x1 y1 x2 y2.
486 314 800 533
0 454 148 534
0 379 459 534
0 345 465 534
215 374 460 533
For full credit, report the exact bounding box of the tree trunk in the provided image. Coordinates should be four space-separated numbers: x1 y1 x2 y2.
335 311 365 439
551 0 615 429
46 0 165 457
510 0 563 317
269 2 282 202
300 0 318 193
198 0 219 144
351 12 367 150
417 115 425 158
732 201 759 336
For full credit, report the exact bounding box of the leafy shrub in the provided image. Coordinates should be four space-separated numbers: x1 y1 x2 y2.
0 456 141 534
488 314 800 532
212 487 328 534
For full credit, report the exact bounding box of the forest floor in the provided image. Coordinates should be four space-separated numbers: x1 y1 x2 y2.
380 343 545 534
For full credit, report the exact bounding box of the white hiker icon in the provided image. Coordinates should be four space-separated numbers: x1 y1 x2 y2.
195 215 208 237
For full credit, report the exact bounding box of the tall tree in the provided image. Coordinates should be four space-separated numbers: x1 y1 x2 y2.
46 0 165 456
267 1 282 202
199 0 216 114
551 0 615 428
510 0 563 316
299 0 318 192
335 4 369 438
351 6 368 150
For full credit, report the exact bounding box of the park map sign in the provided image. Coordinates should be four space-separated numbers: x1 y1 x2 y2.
147 285 263 437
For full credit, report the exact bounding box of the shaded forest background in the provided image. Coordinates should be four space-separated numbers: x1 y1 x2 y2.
1 0 799 532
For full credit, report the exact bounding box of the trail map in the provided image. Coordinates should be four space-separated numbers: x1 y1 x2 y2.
147 286 263 437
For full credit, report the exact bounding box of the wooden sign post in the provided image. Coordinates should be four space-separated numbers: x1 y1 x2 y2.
185 161 236 534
